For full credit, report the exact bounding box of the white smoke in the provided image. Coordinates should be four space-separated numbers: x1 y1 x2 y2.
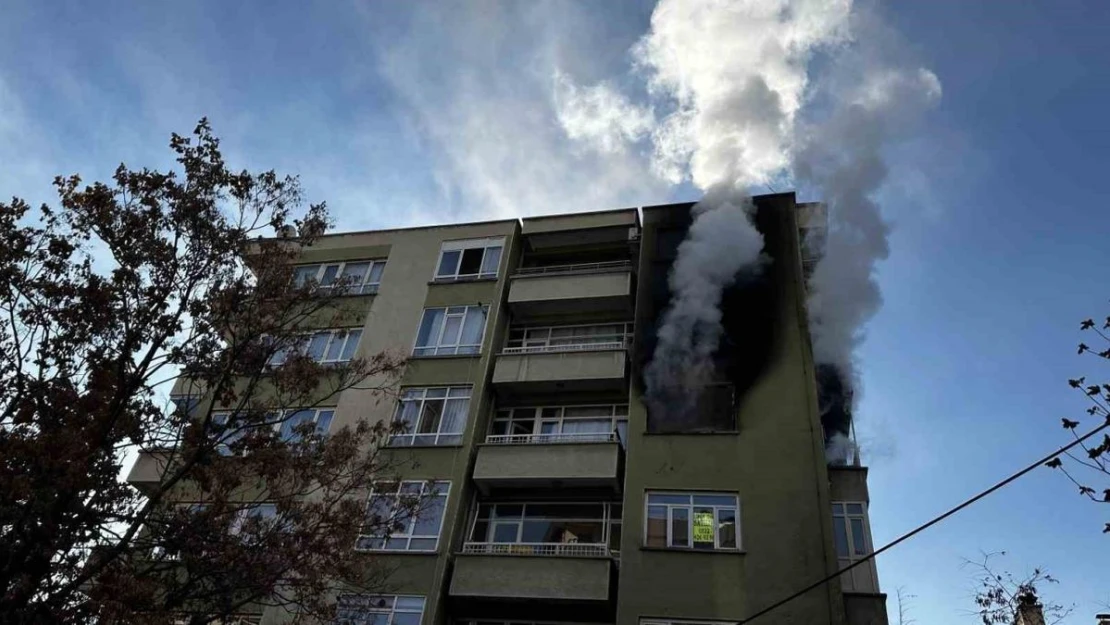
826 432 858 466
643 188 764 422
627 0 851 420
798 66 942 373
553 0 941 439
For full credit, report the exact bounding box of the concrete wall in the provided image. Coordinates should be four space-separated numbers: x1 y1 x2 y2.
450 555 611 601
508 271 632 306
843 593 889 625
472 442 621 490
492 350 627 388
616 196 845 625
829 467 870 503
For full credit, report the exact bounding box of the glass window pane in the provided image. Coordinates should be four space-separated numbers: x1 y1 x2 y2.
393 612 421 625
850 518 867 555
671 508 690 547
412 496 445 536
440 315 463 348
646 505 667 547
293 265 320 286
647 493 691 505
306 332 330 361
418 400 443 434
340 330 362 361
341 262 370 287
368 261 386 284
415 309 444 349
460 307 486 347
315 410 334 435
281 410 315 442
322 332 345 362
395 597 425 610
447 387 470 398
458 248 483 275
437 250 460 277
832 516 849 557
692 507 714 549
439 397 469 435
847 503 864 515
470 520 490 542
693 495 737 507
492 523 518 543
320 264 340 286
480 246 502 276
425 388 448 399
717 508 737 549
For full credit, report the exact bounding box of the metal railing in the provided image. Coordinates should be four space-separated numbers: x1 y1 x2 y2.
501 337 631 355
461 542 610 557
485 431 618 445
513 260 632 278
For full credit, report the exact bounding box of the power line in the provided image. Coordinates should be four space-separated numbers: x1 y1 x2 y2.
740 418 1110 624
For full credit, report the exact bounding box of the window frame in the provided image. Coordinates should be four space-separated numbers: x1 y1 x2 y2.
412 306 488 357
267 328 363 366
489 403 628 443
504 322 634 352
466 501 621 548
356 481 450 553
210 407 335 453
433 237 504 282
831 501 873 560
293 259 387 296
643 491 740 552
389 386 472 447
336 594 426 625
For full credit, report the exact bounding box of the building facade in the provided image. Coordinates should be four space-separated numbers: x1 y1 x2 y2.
128 193 887 625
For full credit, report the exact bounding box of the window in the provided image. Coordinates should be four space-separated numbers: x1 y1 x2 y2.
641 620 736 625
434 237 503 281
413 306 487 356
490 404 628 444
278 408 334 443
390 387 470 446
337 595 425 625
293 260 386 295
229 504 281 537
211 408 334 454
644 492 739 551
356 481 449 552
504 322 633 352
468 502 621 551
832 502 877 592
268 328 363 365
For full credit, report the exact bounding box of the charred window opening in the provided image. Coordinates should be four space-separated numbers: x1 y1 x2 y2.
648 383 736 433
817 363 855 463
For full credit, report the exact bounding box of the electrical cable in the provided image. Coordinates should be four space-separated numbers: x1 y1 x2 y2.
740 418 1110 624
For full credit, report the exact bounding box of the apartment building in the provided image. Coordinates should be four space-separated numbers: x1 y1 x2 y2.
127 192 887 625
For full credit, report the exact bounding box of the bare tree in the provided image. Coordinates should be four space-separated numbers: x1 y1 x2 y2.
1044 312 1110 534
0 120 423 623
895 585 916 625
963 551 1072 625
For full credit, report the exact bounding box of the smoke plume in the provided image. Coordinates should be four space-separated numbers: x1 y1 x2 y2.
554 0 940 449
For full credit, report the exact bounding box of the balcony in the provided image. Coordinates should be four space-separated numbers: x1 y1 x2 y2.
126 449 173 495
492 325 631 396
508 261 634 319
449 544 613 604
473 432 624 494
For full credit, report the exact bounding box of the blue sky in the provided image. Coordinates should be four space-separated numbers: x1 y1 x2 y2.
2 1 1108 622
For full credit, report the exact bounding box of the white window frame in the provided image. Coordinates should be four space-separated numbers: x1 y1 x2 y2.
433 237 504 282
412 306 488 357
293 259 386 295
389 387 471 447
356 481 450 553
268 328 363 366
211 407 335 453
489 404 628 444
465 501 621 551
228 503 280 537
644 492 740 552
832 501 878 592
504 322 633 353
336 594 426 625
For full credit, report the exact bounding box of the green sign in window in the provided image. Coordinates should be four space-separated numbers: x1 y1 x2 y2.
693 509 715 544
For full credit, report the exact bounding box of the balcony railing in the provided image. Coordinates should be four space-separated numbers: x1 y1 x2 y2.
461 542 610 558
513 260 633 278
500 336 631 355
485 431 618 445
